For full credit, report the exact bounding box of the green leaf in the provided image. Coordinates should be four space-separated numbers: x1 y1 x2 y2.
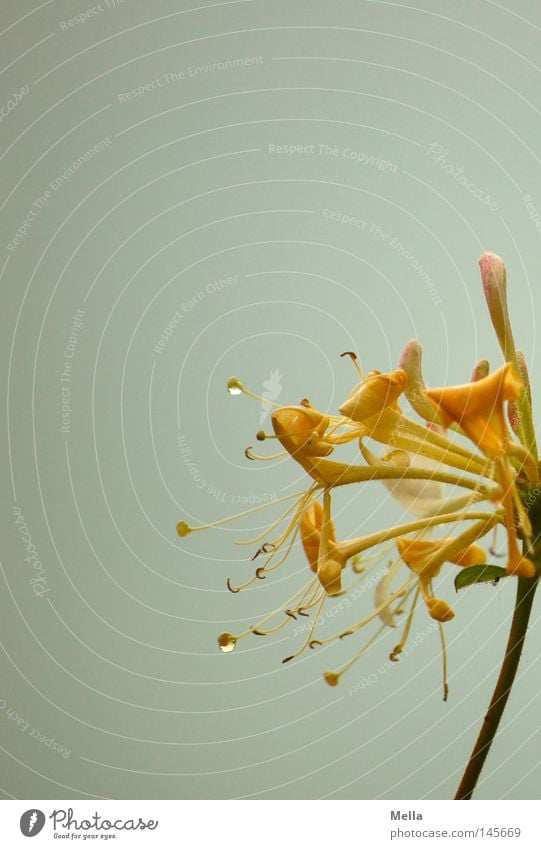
454 564 509 592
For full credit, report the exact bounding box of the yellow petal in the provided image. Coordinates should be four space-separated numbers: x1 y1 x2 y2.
338 369 407 422
424 363 523 457
300 501 337 572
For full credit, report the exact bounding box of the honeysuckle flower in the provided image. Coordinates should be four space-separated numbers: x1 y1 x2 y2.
425 363 536 577
337 368 407 421
424 362 522 459
395 536 487 623
300 498 347 596
175 250 541 802
177 251 540 725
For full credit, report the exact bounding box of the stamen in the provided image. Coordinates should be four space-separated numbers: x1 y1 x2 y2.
177 490 309 537
227 578 243 593
313 576 416 648
438 621 449 702
489 525 505 558
390 586 420 661
323 620 389 686
227 376 283 408
244 577 319 637
236 491 313 546
245 446 288 461
281 591 327 663
340 350 365 380
316 490 332 576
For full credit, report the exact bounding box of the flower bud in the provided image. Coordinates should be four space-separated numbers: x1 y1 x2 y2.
471 359 489 382
479 252 516 360
399 340 444 424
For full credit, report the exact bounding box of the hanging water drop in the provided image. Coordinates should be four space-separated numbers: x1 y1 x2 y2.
217 632 237 652
227 377 243 395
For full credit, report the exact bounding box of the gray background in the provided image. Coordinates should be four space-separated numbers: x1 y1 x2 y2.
1 0 540 800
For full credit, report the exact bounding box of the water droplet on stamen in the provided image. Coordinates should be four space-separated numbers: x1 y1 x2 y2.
217 632 237 652
176 521 191 538
227 377 243 395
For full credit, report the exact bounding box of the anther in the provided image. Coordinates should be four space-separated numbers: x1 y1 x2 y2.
226 578 241 593
176 521 191 537
255 567 266 579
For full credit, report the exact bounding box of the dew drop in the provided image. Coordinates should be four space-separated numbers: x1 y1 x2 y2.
176 521 191 538
227 377 243 395
217 632 237 652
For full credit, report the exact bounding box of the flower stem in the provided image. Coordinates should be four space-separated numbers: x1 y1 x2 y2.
454 575 538 800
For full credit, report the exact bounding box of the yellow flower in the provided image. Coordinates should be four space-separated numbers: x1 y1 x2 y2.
338 369 408 421
396 537 487 623
300 499 346 596
179 287 539 694
425 363 536 578
424 363 523 458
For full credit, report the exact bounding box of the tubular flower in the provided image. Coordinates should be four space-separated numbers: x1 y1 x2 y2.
424 363 522 458
396 537 487 623
425 363 536 578
300 499 347 596
177 252 540 696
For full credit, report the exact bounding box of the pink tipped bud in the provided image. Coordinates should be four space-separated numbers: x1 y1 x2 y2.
479 252 516 360
470 359 490 382
398 340 444 424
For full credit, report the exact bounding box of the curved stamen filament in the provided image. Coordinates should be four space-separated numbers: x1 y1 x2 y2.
324 621 389 686
227 377 284 409
340 350 365 380
227 575 258 593
390 585 420 661
258 521 303 575
313 576 416 647
282 591 327 663
245 447 288 461
178 490 310 537
245 577 320 637
235 489 315 546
